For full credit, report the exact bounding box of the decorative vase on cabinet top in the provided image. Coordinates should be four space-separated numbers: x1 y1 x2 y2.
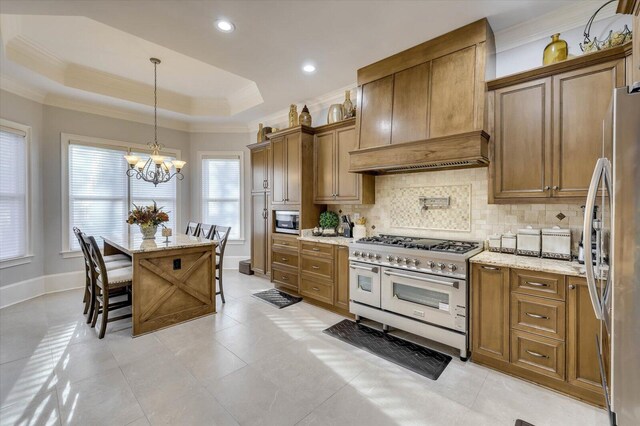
327 104 344 124
342 90 354 118
543 33 568 65
299 104 312 126
288 104 298 127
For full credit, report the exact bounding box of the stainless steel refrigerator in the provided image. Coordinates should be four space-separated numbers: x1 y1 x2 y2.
583 84 640 426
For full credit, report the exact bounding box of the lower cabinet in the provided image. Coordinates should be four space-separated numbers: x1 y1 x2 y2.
471 263 606 407
334 246 350 311
271 235 300 293
299 241 350 315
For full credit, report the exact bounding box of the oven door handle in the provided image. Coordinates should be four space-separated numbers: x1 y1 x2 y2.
383 270 458 289
350 264 379 273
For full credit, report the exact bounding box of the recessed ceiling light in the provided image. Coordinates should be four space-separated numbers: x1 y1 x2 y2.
302 64 316 73
215 19 235 33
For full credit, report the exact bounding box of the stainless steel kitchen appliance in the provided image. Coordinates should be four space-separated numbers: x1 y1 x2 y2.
274 210 300 234
348 234 482 360
583 84 639 426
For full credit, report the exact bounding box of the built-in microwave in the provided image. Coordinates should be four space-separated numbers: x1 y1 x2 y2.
274 210 300 234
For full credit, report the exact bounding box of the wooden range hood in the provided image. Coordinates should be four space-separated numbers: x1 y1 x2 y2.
349 19 495 175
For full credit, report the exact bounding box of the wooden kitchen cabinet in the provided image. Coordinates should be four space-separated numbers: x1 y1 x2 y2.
271 136 286 205
471 263 607 407
492 78 552 200
313 119 374 204
391 63 430 144
271 134 301 206
488 44 631 204
358 75 393 149
471 263 510 362
249 142 271 277
567 276 605 400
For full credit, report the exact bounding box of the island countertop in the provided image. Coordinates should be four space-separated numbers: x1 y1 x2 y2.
102 233 217 255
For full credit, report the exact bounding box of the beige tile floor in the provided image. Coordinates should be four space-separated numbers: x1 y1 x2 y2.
0 271 608 426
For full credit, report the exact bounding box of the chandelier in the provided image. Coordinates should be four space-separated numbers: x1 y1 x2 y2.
124 58 186 186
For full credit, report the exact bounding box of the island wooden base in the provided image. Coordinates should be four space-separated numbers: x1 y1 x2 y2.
105 242 216 336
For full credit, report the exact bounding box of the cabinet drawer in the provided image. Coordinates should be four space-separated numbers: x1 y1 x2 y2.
272 236 298 250
272 249 299 269
511 293 565 340
300 256 333 281
300 277 333 304
511 269 565 301
272 268 299 290
511 329 565 381
300 241 334 258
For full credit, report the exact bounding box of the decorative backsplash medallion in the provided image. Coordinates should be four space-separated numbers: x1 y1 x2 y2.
390 185 471 232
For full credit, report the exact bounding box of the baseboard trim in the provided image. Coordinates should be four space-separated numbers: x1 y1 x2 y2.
0 261 247 309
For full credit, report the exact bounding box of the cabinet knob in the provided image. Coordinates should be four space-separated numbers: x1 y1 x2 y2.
569 284 576 290
544 186 550 190
552 185 559 190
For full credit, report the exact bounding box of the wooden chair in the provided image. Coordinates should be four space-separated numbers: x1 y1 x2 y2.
212 226 231 303
73 227 130 320
197 223 216 240
185 221 201 237
82 234 133 338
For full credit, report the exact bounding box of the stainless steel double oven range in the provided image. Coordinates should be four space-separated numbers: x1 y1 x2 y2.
348 235 482 360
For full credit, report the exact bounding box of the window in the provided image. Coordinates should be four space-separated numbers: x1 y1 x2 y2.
201 152 243 240
63 134 179 252
0 123 29 262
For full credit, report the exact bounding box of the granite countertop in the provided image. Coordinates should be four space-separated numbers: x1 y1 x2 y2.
297 229 354 247
470 250 586 277
103 233 217 254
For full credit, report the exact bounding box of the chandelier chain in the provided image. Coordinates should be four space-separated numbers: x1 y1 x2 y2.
154 59 158 146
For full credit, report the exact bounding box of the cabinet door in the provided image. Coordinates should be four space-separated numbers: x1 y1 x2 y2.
429 46 477 138
334 245 349 311
493 78 552 200
567 276 605 398
359 75 393 149
251 147 267 193
391 63 430 144
285 133 300 204
271 137 286 205
552 60 624 198
251 193 267 274
314 130 335 202
472 263 510 362
335 126 360 201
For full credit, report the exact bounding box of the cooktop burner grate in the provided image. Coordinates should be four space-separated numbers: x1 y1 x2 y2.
356 234 479 254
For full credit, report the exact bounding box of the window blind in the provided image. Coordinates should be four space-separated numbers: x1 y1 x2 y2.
202 156 241 240
0 129 27 261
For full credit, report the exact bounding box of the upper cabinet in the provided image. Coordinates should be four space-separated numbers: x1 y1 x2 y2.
313 119 374 205
616 0 640 84
250 143 270 193
488 44 631 203
270 132 302 206
351 19 495 174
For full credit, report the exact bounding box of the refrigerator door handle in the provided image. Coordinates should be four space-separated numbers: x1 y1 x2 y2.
583 158 611 321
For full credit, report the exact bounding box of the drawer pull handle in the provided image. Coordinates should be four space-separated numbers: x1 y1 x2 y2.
525 312 549 320
312 248 320 251
281 257 288 262
281 276 288 281
311 265 320 269
312 287 320 291
526 350 549 359
482 266 499 270
526 281 549 287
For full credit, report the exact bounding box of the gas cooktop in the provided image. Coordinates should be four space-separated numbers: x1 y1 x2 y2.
356 234 480 254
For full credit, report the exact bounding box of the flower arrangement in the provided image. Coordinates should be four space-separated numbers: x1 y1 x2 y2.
126 201 169 239
126 201 169 226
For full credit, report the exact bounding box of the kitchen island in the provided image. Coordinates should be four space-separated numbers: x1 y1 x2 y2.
103 234 217 336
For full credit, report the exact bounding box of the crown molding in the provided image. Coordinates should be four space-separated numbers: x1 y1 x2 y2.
0 74 46 103
248 83 356 130
494 1 617 53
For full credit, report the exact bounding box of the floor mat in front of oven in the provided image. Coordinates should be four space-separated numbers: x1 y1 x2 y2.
323 319 452 380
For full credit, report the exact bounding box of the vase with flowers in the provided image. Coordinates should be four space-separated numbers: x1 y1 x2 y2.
126 201 170 239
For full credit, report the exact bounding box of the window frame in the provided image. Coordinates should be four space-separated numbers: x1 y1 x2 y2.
61 133 182 256
0 118 32 268
198 150 245 244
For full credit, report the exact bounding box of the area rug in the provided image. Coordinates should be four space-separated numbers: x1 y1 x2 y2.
323 319 452 380
252 288 303 309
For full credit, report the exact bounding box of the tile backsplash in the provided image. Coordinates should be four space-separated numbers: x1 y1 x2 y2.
332 168 585 253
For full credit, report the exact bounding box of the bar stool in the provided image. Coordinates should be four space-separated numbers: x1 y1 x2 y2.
73 227 130 320
212 226 231 304
185 222 201 236
82 234 133 338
